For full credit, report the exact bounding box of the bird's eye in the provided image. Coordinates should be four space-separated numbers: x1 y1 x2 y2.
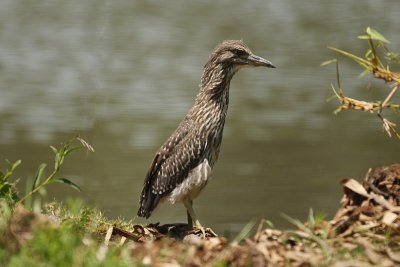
234 49 247 57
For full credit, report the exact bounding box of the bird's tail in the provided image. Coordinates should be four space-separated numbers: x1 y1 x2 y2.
137 206 151 219
137 188 161 219
137 202 151 219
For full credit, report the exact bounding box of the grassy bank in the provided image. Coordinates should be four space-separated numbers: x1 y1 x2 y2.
1 154 399 266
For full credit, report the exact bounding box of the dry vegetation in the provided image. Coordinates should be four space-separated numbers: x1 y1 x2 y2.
323 27 400 139
99 164 400 266
2 163 399 266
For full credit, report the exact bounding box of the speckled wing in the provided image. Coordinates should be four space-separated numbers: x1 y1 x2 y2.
137 120 207 218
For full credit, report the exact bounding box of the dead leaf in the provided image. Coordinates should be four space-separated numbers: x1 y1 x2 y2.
342 178 370 198
382 211 398 225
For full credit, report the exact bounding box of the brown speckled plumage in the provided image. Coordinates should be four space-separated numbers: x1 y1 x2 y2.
137 40 275 227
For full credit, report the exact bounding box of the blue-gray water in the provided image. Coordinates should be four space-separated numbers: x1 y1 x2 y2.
1 0 399 233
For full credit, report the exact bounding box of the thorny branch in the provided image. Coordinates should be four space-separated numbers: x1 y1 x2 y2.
325 27 400 139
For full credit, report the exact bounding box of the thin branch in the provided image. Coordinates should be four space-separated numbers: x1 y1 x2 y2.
328 28 400 140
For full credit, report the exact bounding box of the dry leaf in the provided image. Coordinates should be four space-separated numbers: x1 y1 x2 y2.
342 178 370 198
382 211 397 225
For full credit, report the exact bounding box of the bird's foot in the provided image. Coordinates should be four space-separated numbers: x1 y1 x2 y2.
189 227 218 238
195 220 206 238
188 221 217 238
206 227 218 237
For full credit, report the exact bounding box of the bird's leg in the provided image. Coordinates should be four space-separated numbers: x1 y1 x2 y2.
186 200 193 229
183 199 206 238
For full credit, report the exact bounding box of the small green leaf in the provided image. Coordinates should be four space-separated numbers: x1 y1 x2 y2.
1 159 22 182
386 51 400 62
10 159 21 172
328 46 371 69
32 163 47 190
51 178 81 192
54 152 61 171
320 58 337 67
58 154 65 167
358 69 371 77
365 49 373 59
357 35 370 40
366 27 390 44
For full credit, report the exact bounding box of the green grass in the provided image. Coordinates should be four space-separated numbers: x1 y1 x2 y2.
0 199 140 267
0 137 140 266
5 222 137 267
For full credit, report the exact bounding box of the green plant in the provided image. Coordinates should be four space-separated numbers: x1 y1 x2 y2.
0 160 21 203
17 137 94 205
307 208 327 229
1 137 94 207
323 27 400 138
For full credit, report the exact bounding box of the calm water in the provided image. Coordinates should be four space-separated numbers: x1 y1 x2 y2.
1 0 399 233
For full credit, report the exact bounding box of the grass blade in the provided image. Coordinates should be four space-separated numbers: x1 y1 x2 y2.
328 47 371 68
366 27 390 44
232 220 256 245
51 178 82 192
320 58 337 67
32 163 47 190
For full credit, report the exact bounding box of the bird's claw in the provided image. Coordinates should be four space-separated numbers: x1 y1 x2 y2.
189 224 218 238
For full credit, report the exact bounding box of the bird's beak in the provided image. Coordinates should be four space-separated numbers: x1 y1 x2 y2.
247 54 276 68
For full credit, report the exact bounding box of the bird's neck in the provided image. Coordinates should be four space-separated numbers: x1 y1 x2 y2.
197 64 237 104
188 64 237 125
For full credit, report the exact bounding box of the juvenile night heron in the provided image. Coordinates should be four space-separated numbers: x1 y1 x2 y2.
137 40 275 236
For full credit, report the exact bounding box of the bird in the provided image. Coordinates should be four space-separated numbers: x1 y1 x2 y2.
137 40 275 236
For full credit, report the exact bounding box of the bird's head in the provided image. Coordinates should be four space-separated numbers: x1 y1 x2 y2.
200 40 275 95
207 40 276 70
